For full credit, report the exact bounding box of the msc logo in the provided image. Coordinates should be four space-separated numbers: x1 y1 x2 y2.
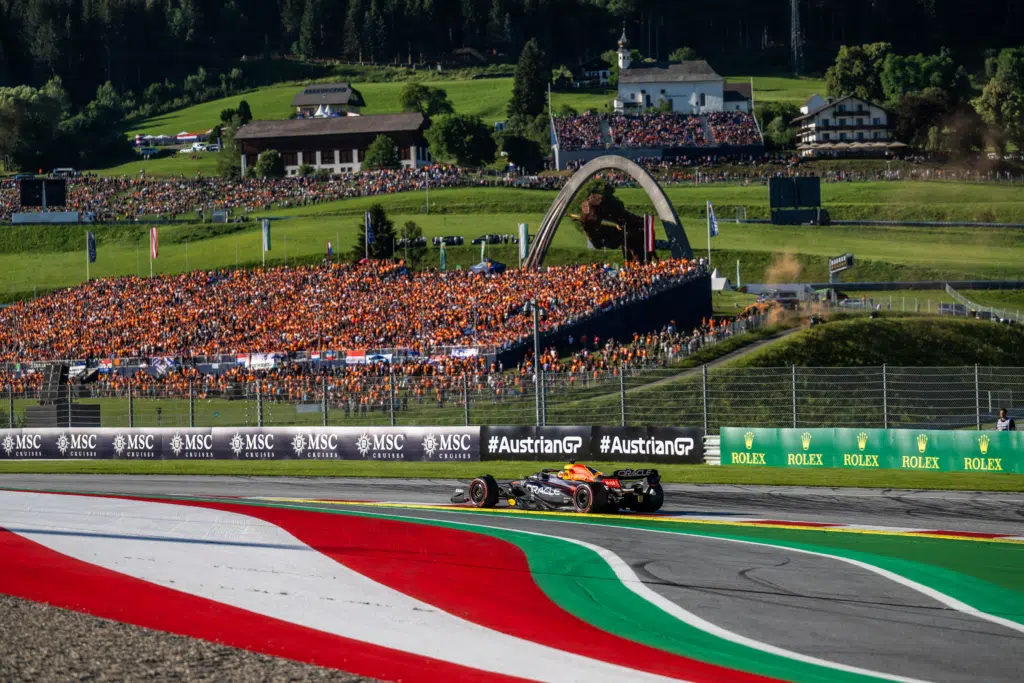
230 433 275 456
978 434 990 455
744 431 754 449
857 432 869 451
170 432 214 457
57 433 97 454
112 433 155 455
356 432 405 457
2 434 42 455
916 433 929 453
800 432 812 450
422 432 472 458
292 432 338 457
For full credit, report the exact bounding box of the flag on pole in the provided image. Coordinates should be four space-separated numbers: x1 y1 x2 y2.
440 242 447 271
643 215 655 255
518 223 529 262
327 240 333 258
262 219 271 251
480 240 486 261
87 232 97 263
708 202 719 237
365 211 375 245
149 227 159 259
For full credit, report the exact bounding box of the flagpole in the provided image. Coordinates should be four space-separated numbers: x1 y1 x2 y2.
706 201 712 268
85 232 89 282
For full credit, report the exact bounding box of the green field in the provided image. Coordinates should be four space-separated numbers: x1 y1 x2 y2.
5 180 1024 301
0 460 1021 491
123 73 821 140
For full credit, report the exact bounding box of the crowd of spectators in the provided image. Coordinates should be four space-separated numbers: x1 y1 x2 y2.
553 114 604 151
609 113 708 149
707 112 762 146
0 166 473 222
0 258 706 363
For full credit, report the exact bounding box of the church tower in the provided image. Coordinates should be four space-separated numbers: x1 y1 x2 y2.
617 25 631 71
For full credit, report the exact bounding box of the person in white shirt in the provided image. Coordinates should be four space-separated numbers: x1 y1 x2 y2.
996 408 1016 431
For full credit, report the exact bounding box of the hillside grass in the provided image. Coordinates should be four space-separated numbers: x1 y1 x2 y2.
5 182 1024 300
124 73 819 139
127 79 615 136
728 315 1024 367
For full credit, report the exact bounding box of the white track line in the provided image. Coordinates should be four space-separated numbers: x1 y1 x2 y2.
0 491 688 683
338 506 1024 683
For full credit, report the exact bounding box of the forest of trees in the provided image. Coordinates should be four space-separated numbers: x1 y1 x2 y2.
2 0 1023 106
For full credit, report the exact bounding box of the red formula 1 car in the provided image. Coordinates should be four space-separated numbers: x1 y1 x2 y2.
451 462 664 513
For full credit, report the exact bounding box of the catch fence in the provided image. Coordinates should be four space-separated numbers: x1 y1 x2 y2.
4 365 1018 433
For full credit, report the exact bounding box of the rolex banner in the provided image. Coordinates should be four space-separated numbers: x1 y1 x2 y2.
721 427 1023 474
0 427 480 462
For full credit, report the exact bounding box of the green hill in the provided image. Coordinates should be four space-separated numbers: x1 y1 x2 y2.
730 316 1024 367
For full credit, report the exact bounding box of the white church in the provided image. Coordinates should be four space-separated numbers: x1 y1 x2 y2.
613 30 750 115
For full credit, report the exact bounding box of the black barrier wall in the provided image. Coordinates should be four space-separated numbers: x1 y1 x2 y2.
0 427 480 461
496 275 712 368
480 427 704 463
0 427 704 463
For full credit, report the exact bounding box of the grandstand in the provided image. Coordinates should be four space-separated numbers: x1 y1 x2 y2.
550 112 763 170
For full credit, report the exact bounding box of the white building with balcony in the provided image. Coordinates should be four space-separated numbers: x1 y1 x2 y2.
794 95 892 155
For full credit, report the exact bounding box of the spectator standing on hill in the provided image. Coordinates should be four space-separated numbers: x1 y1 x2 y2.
996 408 1016 431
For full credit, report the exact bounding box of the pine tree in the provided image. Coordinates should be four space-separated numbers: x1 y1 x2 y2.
343 0 363 59
298 0 323 58
351 203 397 261
507 38 549 120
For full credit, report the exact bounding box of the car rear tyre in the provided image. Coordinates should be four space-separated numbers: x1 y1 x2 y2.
573 483 607 514
469 475 499 508
633 484 664 513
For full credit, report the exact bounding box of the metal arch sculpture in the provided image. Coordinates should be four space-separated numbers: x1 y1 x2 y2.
523 155 693 268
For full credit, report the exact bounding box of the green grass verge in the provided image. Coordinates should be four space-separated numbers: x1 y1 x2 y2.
728 315 1024 367
1 460 1022 491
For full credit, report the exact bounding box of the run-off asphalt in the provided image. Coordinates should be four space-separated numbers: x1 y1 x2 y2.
0 475 1022 682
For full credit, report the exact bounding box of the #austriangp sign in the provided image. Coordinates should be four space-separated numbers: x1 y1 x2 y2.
481 426 704 463
721 426 1024 474
0 427 481 462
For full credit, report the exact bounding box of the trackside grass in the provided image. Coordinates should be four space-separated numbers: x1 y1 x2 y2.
0 461 1022 491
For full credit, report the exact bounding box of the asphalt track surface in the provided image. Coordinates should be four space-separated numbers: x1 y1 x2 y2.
3 473 1023 533
1 474 1022 683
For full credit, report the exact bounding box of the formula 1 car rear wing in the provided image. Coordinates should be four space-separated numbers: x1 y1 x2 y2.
610 468 659 480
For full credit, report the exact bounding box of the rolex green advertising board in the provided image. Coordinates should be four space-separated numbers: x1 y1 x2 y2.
721 427 1022 474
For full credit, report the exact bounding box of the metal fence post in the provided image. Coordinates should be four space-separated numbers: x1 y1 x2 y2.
701 365 709 434
128 380 134 428
619 368 627 427
256 383 263 428
791 365 798 428
462 373 470 426
322 376 328 427
188 381 195 428
8 384 13 429
882 364 888 429
389 374 396 427
975 364 981 430
533 304 542 427
67 383 72 428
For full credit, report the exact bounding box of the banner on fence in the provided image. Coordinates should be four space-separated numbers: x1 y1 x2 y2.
0 427 481 462
721 427 1023 473
481 426 704 463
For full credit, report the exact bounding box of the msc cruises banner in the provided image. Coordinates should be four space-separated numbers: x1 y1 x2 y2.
0 427 480 462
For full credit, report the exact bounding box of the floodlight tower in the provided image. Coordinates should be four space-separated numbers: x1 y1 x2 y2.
790 0 804 75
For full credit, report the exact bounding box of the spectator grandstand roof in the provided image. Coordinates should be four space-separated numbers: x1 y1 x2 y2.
234 113 425 141
291 82 362 107
618 60 722 84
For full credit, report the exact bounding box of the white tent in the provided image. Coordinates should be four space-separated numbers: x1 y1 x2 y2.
314 104 326 117
323 104 333 116
710 268 732 291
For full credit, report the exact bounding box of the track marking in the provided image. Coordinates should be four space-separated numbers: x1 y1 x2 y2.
0 490 692 683
265 499 1024 544
301 504 945 683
